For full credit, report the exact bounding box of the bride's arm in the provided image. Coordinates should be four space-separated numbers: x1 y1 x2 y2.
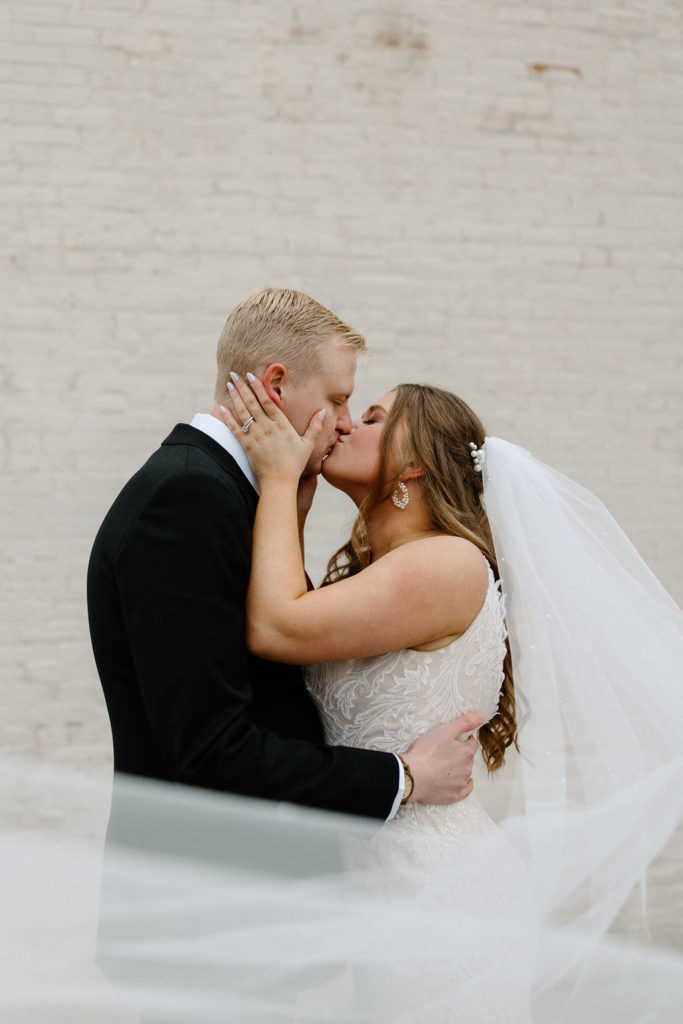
296 473 317 566
221 377 488 665
252 522 486 664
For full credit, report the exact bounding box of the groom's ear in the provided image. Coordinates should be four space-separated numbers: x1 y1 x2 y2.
262 364 287 409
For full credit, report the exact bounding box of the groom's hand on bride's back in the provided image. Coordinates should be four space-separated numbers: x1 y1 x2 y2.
403 711 485 804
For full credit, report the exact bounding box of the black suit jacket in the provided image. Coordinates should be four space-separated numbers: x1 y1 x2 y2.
87 424 398 819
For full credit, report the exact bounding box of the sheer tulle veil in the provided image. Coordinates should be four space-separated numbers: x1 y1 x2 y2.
480 437 683 1015
2 438 682 1022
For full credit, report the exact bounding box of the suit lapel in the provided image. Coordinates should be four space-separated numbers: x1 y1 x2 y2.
161 424 258 511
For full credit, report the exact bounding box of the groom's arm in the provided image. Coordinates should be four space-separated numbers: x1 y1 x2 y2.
113 466 399 818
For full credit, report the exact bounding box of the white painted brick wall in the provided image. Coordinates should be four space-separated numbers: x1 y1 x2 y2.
3 0 682 772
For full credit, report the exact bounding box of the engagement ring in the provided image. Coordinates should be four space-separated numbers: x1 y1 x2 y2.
242 417 255 433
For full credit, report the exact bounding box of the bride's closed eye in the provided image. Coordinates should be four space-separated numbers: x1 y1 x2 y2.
361 410 384 425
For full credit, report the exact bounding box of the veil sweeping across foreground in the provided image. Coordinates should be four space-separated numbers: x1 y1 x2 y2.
3 439 683 1023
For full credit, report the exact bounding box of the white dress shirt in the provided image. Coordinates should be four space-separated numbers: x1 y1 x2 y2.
191 412 260 494
190 413 404 819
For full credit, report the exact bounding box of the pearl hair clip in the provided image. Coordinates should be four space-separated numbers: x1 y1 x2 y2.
469 441 486 473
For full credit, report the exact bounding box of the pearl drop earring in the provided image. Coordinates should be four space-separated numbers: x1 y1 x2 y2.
391 482 409 510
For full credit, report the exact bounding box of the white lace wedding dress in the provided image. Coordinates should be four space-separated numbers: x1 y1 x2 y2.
305 565 537 1023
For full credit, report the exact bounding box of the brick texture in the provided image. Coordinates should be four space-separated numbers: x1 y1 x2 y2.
3 0 682 771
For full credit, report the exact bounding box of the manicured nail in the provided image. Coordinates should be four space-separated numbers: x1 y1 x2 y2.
219 405 227 414
227 381 235 392
229 371 240 383
246 372 256 383
318 409 327 421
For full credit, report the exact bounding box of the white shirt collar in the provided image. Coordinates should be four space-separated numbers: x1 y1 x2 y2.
190 413 259 494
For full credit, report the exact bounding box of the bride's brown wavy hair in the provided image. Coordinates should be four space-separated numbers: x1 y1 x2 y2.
322 383 517 773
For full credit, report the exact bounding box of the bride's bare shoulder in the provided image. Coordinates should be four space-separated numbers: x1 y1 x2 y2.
388 534 489 605
390 536 490 647
401 534 489 577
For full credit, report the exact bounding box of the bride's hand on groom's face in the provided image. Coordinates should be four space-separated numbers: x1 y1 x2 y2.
219 373 327 485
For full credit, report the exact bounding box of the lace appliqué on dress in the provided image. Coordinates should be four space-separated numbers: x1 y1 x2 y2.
304 566 534 1023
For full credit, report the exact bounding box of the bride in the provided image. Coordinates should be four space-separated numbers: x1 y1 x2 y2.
220 373 683 1022
223 378 536 1019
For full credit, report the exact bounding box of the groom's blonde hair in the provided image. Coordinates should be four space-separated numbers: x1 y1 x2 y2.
214 288 366 402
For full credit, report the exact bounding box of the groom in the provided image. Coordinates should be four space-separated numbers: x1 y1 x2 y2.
87 287 482 821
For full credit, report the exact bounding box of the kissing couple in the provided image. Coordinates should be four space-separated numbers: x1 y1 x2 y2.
88 287 683 1021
